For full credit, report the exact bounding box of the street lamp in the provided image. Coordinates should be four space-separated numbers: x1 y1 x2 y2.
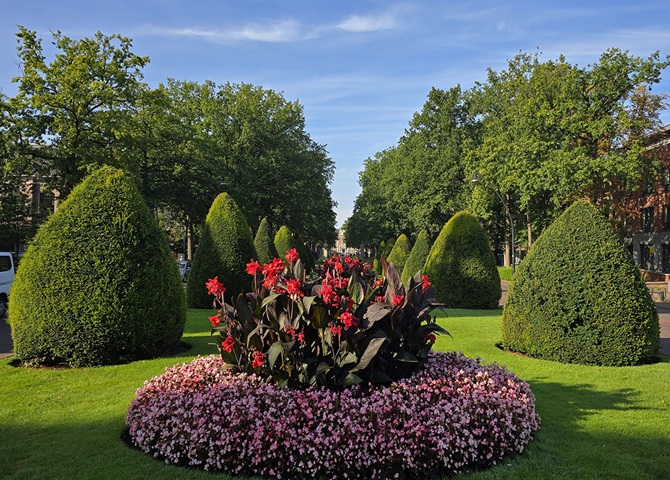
471 173 515 272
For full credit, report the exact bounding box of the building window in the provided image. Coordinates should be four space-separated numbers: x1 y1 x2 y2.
642 207 654 233
38 190 55 215
641 244 654 271
663 244 670 273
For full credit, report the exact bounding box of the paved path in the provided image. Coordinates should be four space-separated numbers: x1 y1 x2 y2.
0 284 668 358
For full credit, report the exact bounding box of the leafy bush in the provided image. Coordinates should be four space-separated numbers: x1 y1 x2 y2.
186 193 257 308
253 217 278 265
498 266 514 282
386 233 412 276
273 225 297 263
501 200 659 366
424 211 501 309
126 352 540 479
401 230 432 285
372 240 385 274
207 253 446 390
9 166 185 366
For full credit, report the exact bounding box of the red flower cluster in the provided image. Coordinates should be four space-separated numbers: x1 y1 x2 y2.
262 258 286 289
285 248 299 264
222 336 236 353
286 278 303 299
251 351 265 369
421 275 432 293
339 311 358 329
391 293 405 307
246 260 262 275
206 276 226 296
208 315 221 327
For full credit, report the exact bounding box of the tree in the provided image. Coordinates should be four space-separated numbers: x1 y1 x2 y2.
274 225 297 262
9 166 185 366
401 230 432 285
254 217 278 265
10 27 149 199
187 193 257 308
424 211 501 309
502 200 659 366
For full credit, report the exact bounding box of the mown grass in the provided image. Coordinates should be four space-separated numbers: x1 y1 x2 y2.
0 308 668 480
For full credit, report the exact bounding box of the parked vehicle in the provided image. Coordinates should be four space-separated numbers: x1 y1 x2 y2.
177 260 191 282
0 253 15 317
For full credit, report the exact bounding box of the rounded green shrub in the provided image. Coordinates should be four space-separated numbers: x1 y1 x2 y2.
424 211 501 309
274 226 297 262
373 240 386 275
187 193 257 308
9 166 185 367
386 233 412 277
501 200 659 366
254 217 278 265
401 230 432 285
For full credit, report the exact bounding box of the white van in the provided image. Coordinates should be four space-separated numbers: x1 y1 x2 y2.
0 253 15 317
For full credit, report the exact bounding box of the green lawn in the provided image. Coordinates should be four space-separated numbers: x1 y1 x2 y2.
1 308 668 480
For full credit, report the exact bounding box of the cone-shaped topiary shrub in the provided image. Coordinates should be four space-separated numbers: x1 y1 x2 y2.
187 193 257 308
373 240 386 275
501 200 659 366
9 166 185 367
424 211 501 309
387 233 412 277
254 217 278 265
274 225 297 262
401 230 432 285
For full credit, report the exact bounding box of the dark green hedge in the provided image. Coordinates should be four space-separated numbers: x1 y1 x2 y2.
501 200 659 366
254 217 278 265
9 166 185 367
187 193 257 308
424 211 501 309
387 233 412 278
401 230 432 285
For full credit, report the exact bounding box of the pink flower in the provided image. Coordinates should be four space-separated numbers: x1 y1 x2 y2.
208 315 221 327
297 332 305 342
329 325 342 336
285 248 299 264
391 293 405 307
206 277 226 296
251 351 265 369
222 336 235 352
339 311 358 329
246 260 262 276
375 295 385 303
421 275 432 292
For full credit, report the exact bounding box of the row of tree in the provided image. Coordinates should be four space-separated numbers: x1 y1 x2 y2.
344 49 670 262
0 27 337 255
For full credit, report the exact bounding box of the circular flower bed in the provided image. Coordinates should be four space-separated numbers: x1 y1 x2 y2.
126 351 540 479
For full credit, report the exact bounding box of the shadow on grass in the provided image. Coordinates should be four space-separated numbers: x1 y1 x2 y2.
491 379 670 480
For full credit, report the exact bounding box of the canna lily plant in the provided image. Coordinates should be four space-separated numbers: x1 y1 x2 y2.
207 249 449 390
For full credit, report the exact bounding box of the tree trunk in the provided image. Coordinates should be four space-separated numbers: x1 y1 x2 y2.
526 210 532 250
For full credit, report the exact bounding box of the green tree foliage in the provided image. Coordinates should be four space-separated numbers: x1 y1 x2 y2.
274 226 297 262
187 193 257 308
11 27 149 198
401 230 432 285
501 201 659 366
254 217 278 265
210 83 337 246
8 166 185 366
424 211 501 309
386 233 412 276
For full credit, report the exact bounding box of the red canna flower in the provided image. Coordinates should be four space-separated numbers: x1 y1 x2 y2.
375 295 385 303
251 351 265 369
339 311 358 329
421 274 432 293
391 293 405 307
208 315 221 327
426 333 437 344
206 276 226 296
246 260 262 276
329 325 342 336
222 335 235 352
285 248 299 264
297 332 305 342
286 278 303 298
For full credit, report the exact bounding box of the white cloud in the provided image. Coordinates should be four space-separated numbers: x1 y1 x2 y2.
144 19 306 43
337 13 397 32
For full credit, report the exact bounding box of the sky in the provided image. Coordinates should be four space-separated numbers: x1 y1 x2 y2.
1 1 670 227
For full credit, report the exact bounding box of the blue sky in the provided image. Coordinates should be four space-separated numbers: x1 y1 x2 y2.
2 1 670 227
